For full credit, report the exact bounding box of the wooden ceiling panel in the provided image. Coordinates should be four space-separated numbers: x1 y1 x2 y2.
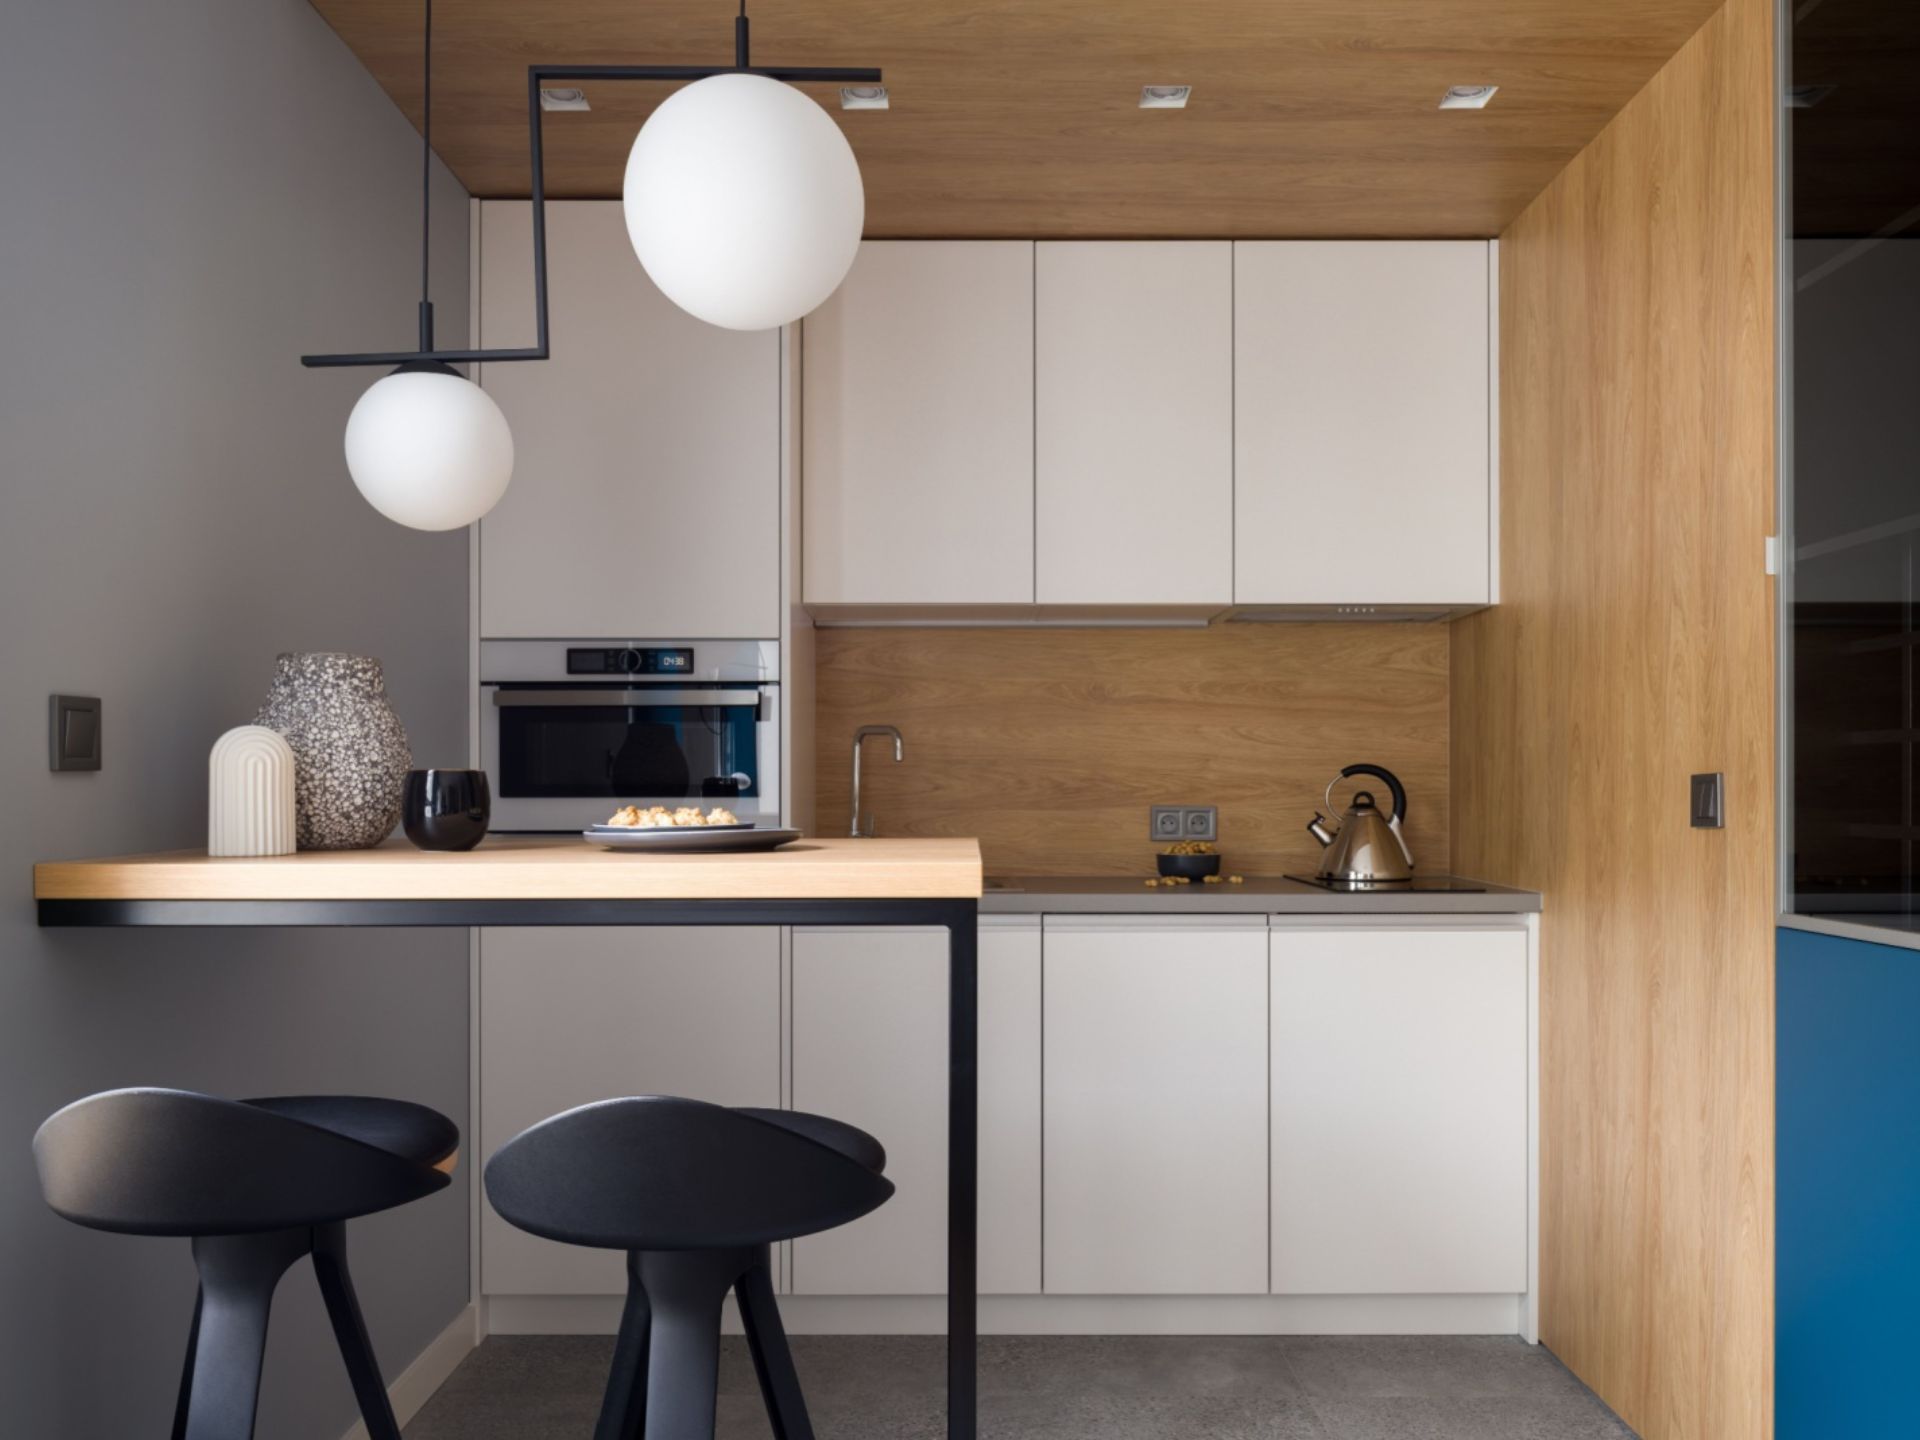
308 0 1731 237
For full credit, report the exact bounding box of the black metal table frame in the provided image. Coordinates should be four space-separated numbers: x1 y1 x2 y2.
38 894 981 1440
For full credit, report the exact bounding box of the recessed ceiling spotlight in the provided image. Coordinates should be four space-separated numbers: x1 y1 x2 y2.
1438 85 1498 110
1140 85 1192 109
840 84 890 110
539 87 591 112
1785 84 1836 108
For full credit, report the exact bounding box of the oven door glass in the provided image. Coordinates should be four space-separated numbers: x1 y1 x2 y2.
493 687 763 802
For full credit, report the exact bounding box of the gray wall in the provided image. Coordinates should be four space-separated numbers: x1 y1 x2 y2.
0 2 474 1434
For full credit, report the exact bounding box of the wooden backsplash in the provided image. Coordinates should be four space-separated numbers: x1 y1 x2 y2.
812 624 1449 877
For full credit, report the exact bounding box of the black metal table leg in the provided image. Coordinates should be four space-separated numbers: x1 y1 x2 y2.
947 903 979 1440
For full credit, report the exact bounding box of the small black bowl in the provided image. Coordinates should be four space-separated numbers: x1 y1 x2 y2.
1157 852 1221 880
403 770 491 852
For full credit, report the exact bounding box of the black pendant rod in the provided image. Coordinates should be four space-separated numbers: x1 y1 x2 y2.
419 0 434 352
302 10 880 371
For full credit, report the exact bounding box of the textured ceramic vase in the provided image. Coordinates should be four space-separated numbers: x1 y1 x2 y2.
256 653 412 850
207 726 297 857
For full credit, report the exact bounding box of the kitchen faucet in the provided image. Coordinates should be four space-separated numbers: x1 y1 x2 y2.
850 725 904 837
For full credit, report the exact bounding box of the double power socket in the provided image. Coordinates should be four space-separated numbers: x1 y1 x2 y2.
1149 805 1219 843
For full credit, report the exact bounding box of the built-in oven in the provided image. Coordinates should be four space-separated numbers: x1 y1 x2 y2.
480 640 779 833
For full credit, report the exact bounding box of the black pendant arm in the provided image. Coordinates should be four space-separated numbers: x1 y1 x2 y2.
300 40 878 371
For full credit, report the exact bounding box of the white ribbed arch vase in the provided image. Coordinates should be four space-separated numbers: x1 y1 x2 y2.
208 725 297 857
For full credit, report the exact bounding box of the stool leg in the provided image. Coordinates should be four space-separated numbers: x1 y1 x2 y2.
735 1247 816 1440
311 1222 403 1440
636 1248 752 1440
593 1251 652 1440
170 1288 203 1440
181 1228 311 1440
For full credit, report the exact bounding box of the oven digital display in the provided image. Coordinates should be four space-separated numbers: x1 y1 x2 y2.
567 647 695 675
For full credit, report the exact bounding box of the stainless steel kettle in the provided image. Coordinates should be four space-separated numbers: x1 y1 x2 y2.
1307 763 1414 886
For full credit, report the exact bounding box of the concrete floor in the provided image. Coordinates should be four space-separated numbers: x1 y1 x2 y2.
404 1334 1639 1439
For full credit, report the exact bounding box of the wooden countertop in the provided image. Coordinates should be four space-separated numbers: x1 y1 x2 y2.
34 836 984 903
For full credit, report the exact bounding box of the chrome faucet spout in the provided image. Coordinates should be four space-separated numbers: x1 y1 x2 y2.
850 724 905 838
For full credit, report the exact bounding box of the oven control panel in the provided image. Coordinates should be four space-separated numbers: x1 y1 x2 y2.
566 646 695 676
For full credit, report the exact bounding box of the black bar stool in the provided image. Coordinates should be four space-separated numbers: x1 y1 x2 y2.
485 1096 893 1440
34 1088 459 1440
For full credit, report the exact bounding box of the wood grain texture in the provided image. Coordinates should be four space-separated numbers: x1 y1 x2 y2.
33 836 983 901
307 0 1727 238
814 625 1449 877
1449 0 1776 1434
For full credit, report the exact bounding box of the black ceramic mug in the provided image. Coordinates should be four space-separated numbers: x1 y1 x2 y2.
402 770 491 852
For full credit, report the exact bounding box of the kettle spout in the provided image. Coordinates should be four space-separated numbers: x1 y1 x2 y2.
1307 814 1336 848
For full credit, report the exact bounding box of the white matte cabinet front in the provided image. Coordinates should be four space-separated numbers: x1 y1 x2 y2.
475 201 781 639
478 926 781 1296
1035 243 1234 605
1234 241 1493 607
790 920 1042 1296
1042 916 1269 1295
1269 924 1529 1295
803 242 1036 605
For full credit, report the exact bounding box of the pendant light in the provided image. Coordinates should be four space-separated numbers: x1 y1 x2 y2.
307 0 514 532
622 3 865 331
303 2 879 445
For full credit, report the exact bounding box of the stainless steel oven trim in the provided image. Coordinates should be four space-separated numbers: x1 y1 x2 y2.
489 688 767 708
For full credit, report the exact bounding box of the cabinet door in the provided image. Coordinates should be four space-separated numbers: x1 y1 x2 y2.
803 242 1035 604
1234 241 1491 606
476 201 780 639
1269 925 1527 1294
1042 916 1269 1295
479 926 780 1295
790 921 1041 1295
1035 243 1234 605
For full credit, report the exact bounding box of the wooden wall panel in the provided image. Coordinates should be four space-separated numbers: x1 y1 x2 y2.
814 625 1449 878
1450 0 1776 1434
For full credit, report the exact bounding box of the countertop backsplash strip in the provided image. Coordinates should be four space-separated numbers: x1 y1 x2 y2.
813 623 1449 877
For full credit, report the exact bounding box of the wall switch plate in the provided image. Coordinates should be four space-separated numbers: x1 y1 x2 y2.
1150 805 1218 842
1690 773 1724 829
49 694 102 772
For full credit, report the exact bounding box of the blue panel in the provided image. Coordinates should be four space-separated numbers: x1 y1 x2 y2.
1777 926 1920 1439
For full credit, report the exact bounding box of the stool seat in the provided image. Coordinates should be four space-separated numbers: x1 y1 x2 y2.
36 1088 455 1236
735 1106 886 1175
244 1095 460 1170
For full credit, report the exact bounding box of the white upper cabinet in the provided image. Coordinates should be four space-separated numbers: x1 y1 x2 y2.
1234 241 1493 607
1269 924 1528 1295
476 201 781 639
804 243 1035 605
1035 243 1234 605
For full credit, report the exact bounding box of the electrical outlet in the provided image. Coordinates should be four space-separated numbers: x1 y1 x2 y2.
1150 805 1218 842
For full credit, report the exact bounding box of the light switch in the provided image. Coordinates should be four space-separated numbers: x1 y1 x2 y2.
49 695 102 772
1690 773 1724 829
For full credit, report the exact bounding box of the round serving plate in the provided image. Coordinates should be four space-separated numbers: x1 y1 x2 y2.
586 822 756 834
585 826 802 854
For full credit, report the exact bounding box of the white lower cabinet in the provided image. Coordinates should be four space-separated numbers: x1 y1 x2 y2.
1042 916 1271 1295
790 919 1042 1296
1268 924 1529 1295
479 926 781 1296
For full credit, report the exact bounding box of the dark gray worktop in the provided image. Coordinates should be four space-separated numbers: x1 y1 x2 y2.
979 875 1542 915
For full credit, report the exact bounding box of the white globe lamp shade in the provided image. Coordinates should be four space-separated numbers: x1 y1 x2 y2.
623 72 864 331
343 364 514 531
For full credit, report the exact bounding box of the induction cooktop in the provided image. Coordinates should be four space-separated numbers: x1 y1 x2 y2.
1284 875 1489 893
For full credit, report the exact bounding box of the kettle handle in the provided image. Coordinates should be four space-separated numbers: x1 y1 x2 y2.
1338 764 1407 826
